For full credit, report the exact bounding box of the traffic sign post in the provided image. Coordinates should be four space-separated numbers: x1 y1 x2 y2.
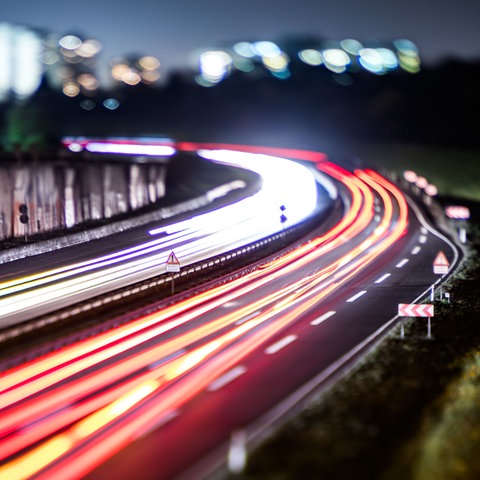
432 251 449 301
165 251 180 294
433 250 449 275
445 206 469 244
398 303 434 339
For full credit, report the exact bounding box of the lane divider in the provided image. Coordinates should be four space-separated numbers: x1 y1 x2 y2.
346 290 367 303
396 258 409 268
265 335 298 355
311 311 336 326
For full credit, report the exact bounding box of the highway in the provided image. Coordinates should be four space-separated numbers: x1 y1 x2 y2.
0 144 327 328
0 143 459 480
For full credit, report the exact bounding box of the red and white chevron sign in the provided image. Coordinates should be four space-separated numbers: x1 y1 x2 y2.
398 303 434 317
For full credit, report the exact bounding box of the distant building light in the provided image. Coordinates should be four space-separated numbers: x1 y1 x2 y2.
340 39 363 56
76 39 102 58
80 99 96 111
138 55 160 71
111 63 130 81
199 50 232 83
233 42 256 58
63 81 80 97
398 52 421 73
40 51 59 65
393 38 419 57
394 39 421 73
252 41 281 59
141 70 160 83
233 57 255 72
77 73 98 91
323 48 350 73
298 49 323 66
59 35 82 50
376 48 398 70
262 52 289 72
359 48 385 74
358 48 398 74
103 98 120 110
122 70 142 86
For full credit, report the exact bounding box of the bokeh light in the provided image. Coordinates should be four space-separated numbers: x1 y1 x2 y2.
252 41 281 58
76 39 102 58
199 50 232 84
340 38 363 56
103 98 120 110
233 42 256 58
322 48 350 73
59 34 82 50
62 81 80 97
298 49 323 66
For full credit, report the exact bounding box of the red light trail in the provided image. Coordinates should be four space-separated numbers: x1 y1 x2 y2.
0 143 409 479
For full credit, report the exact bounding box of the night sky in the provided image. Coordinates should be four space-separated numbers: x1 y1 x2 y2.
3 0 480 73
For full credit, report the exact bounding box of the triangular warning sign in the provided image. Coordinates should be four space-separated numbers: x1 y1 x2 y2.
433 251 449 267
167 251 180 265
166 251 180 273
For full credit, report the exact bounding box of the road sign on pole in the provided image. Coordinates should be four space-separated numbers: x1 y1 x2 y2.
398 303 434 338
166 251 180 295
433 250 449 275
165 251 180 273
398 304 434 318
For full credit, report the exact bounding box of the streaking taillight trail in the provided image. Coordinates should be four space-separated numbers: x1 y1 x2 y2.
0 142 409 480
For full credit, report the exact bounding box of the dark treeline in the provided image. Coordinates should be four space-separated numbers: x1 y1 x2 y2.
1 56 479 157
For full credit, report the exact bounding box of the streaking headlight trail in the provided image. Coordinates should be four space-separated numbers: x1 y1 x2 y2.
0 147 324 328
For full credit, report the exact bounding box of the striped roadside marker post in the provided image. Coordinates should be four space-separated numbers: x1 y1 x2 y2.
398 303 435 339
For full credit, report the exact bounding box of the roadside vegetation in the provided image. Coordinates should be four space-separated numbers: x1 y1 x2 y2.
353 142 480 202
230 144 480 480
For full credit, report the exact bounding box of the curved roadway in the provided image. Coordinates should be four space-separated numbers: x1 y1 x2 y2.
0 143 459 480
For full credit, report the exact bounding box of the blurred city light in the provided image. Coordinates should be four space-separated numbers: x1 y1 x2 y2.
0 21 422 100
103 98 120 110
298 49 323 66
198 50 232 84
233 42 256 58
340 38 363 56
322 48 350 73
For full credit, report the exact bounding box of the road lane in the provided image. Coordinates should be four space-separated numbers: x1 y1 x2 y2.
0 144 459 480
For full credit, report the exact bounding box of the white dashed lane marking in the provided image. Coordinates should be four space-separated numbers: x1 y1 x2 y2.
375 273 391 284
396 258 409 268
207 365 247 392
346 290 367 303
265 335 297 354
411 246 421 255
311 311 336 325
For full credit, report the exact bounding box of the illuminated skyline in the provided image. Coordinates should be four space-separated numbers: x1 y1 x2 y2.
3 0 480 78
